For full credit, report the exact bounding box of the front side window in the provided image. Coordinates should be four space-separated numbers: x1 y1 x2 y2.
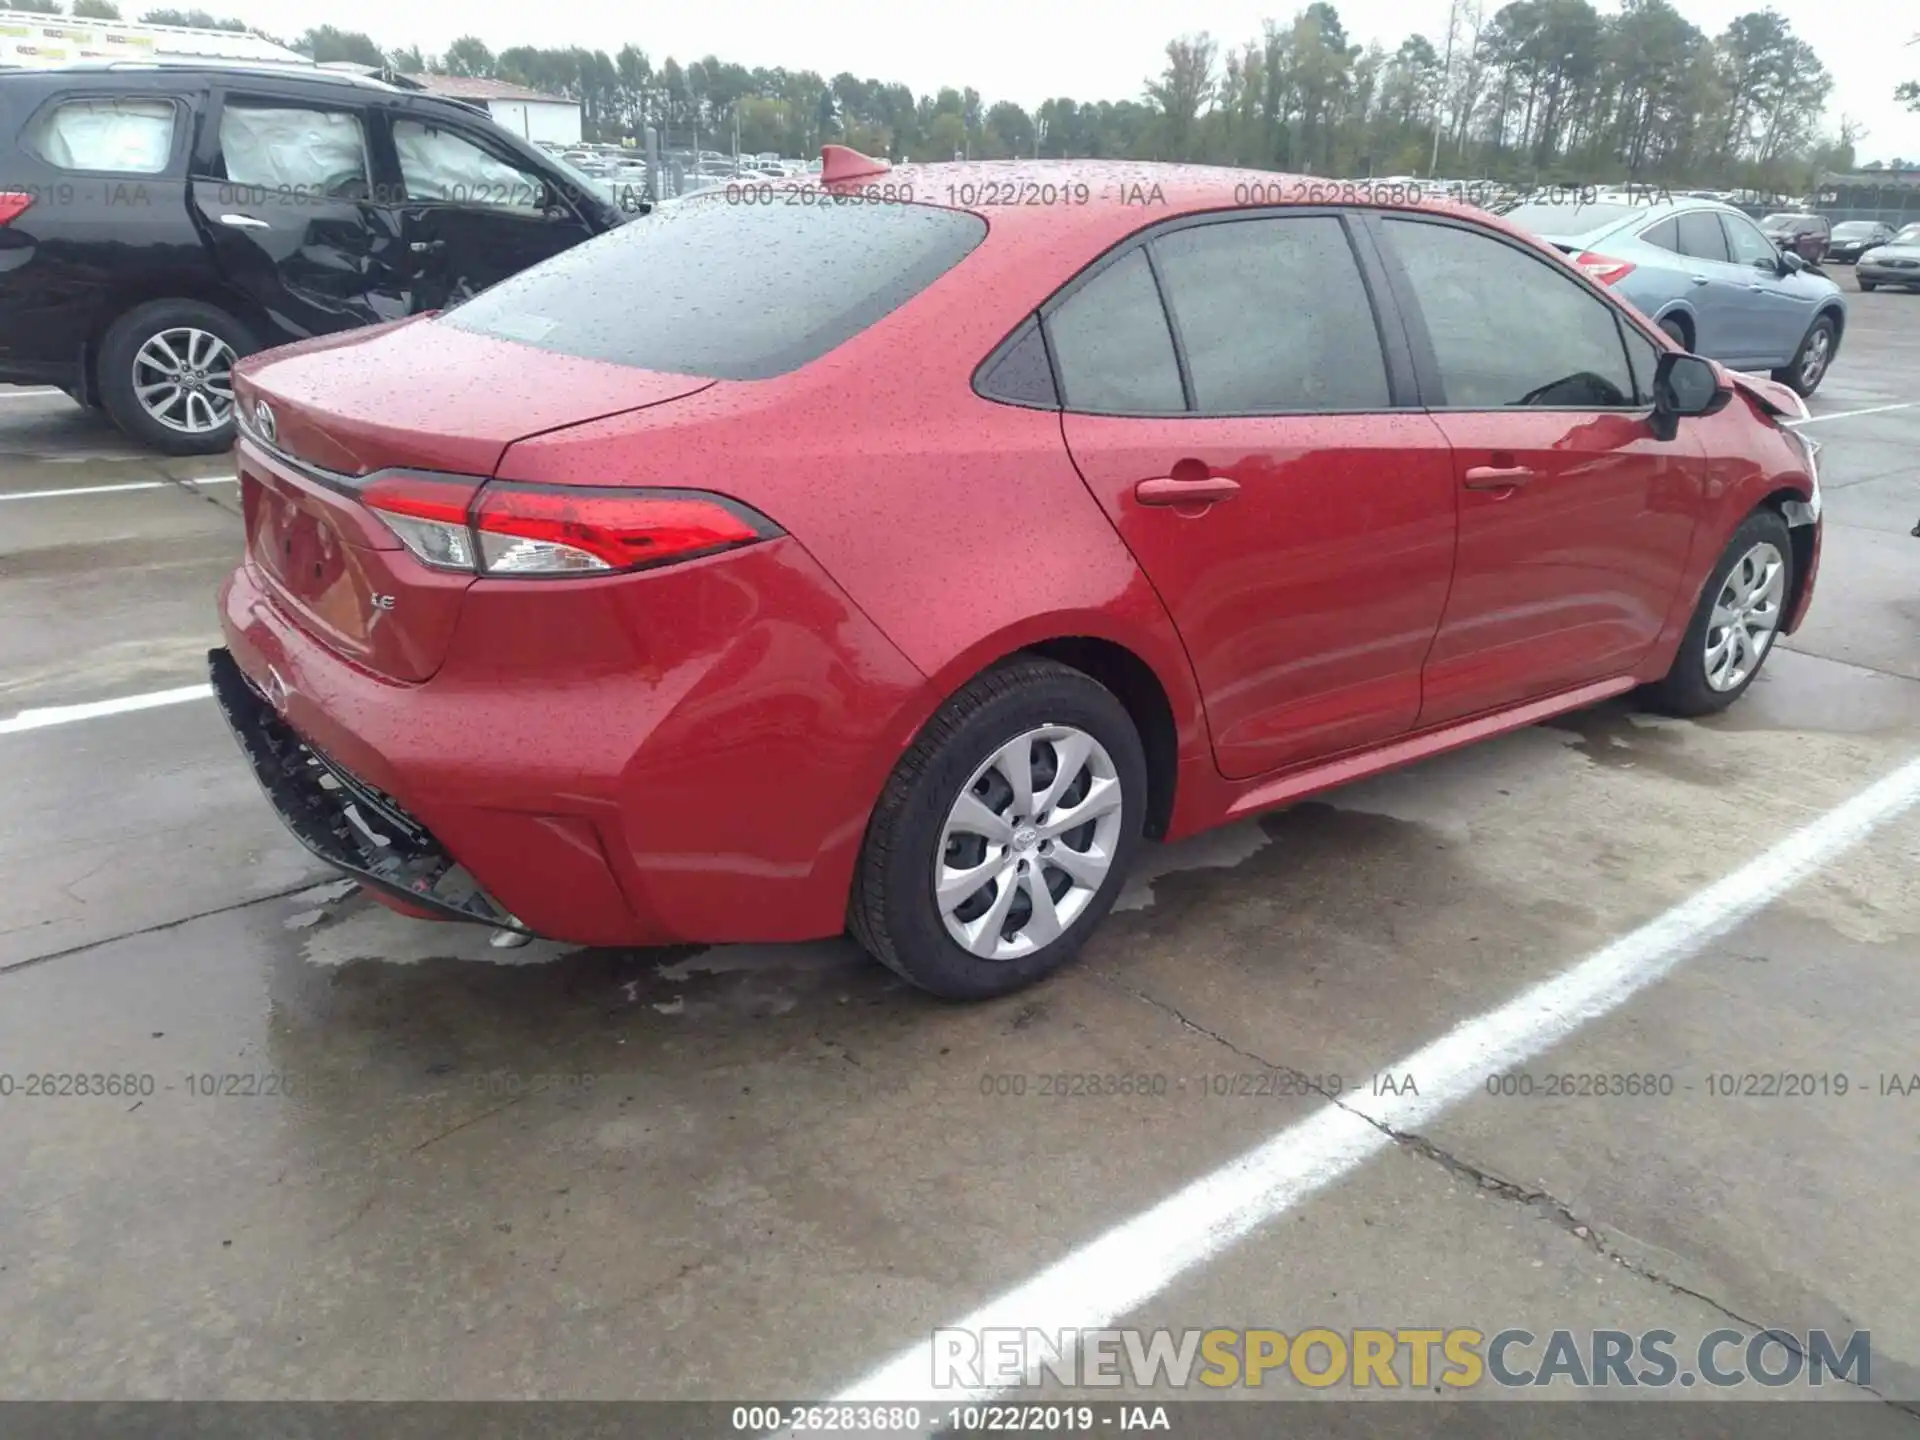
1383 218 1635 409
1148 216 1391 413
218 102 369 199
1721 213 1779 268
25 96 175 174
1674 210 1730 263
393 119 546 210
1045 247 1185 413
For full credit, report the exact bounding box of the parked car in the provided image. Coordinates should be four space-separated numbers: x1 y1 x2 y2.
0 63 626 454
1500 197 1846 395
1823 220 1896 263
1758 212 1830 263
1856 224 1920 292
209 157 1823 1000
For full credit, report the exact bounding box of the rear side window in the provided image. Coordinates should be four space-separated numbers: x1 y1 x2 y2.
1148 217 1390 413
217 103 370 199
1045 248 1184 413
24 97 175 174
1383 218 1635 409
1640 217 1680 252
445 195 986 380
1675 210 1730 262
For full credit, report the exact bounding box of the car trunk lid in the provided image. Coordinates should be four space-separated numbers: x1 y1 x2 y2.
231 316 714 683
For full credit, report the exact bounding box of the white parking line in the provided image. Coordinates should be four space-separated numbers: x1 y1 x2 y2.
0 684 212 736
0 475 237 502
1787 401 1918 425
0 386 65 401
817 751 1920 1418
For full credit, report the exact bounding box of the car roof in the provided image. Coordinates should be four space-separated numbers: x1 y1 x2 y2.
0 61 518 127
779 157 1537 252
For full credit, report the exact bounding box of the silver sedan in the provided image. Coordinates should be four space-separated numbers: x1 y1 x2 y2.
1499 197 1849 396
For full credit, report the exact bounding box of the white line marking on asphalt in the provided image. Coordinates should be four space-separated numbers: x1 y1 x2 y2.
0 684 213 736
0 476 238 501
1786 401 1918 425
816 751 1920 1418
0 387 65 400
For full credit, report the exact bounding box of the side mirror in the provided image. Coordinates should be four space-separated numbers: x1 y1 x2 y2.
1649 352 1728 441
1779 249 1808 275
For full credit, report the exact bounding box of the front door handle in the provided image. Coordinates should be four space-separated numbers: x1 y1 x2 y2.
1690 273 1710 285
409 239 446 253
1463 465 1535 490
218 213 270 229
1135 475 1241 507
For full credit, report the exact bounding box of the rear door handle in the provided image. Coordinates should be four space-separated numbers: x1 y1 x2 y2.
1135 475 1241 506
218 213 270 229
1463 465 1535 490
1689 273 1710 285
409 240 446 253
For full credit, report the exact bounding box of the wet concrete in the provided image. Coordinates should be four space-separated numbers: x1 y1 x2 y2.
0 285 1917 1424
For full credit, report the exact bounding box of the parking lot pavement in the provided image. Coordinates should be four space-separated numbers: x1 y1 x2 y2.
1 288 1917 1426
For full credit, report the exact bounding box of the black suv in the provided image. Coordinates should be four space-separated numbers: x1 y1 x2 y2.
0 64 626 453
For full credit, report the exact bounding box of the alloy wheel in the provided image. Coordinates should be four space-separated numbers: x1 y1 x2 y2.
1704 541 1786 692
935 725 1124 960
1799 327 1831 388
132 327 236 436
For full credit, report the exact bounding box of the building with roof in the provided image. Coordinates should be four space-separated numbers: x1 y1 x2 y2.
0 14 308 69
403 74 582 146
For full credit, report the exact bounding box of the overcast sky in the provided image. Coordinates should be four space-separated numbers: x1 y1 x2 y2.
231 0 1919 164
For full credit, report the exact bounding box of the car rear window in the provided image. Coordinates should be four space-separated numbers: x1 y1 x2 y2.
1497 201 1643 235
442 194 988 379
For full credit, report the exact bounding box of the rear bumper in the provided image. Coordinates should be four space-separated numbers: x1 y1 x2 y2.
215 539 932 948
208 647 525 931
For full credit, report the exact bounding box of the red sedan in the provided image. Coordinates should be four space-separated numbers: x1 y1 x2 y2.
210 151 1824 1000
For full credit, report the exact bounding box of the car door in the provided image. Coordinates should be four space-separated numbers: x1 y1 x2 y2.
1050 212 1458 779
1720 210 1815 367
383 109 596 311
187 89 411 339
1372 214 1706 726
1666 208 1746 359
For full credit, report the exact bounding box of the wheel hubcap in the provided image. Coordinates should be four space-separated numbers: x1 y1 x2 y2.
133 327 236 435
935 725 1124 961
1801 330 1830 385
1704 541 1785 692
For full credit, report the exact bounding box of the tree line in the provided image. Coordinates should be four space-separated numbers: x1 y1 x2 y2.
5 0 1916 187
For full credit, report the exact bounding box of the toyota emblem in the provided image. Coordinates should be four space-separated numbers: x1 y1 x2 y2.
254 398 277 446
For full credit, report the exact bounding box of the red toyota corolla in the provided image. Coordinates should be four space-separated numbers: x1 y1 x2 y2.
211 150 1824 1000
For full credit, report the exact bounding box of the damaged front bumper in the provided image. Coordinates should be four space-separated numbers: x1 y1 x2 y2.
207 647 528 933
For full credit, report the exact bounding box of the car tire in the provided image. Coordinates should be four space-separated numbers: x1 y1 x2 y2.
1657 316 1690 348
98 298 256 456
1772 314 1836 397
849 657 1147 1000
1858 280 1876 292
1645 509 1794 718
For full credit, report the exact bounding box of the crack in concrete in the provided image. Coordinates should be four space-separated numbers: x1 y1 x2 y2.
1097 969 1920 1416
0 877 332 976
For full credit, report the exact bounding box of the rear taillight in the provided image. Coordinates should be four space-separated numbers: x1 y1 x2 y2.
0 192 34 226
361 474 779 577
361 474 481 572
1573 251 1635 285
